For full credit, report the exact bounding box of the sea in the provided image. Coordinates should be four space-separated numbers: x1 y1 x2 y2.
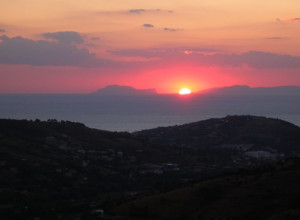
0 94 300 132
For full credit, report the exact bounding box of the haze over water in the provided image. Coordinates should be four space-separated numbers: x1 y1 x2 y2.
1 93 299 132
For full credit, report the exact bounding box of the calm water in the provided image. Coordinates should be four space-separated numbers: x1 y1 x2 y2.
0 94 299 132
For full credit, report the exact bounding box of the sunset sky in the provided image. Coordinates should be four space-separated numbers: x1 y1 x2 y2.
1 0 300 93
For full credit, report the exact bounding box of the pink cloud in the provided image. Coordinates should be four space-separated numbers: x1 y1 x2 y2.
0 35 114 67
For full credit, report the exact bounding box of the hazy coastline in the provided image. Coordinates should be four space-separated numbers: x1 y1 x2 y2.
1 86 300 131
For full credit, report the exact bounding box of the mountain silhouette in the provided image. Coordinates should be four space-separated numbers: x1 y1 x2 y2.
92 85 157 95
198 85 300 96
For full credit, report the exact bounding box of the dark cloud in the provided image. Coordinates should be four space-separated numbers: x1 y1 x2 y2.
163 27 183 32
143 24 154 28
182 48 220 55
85 43 98 47
109 48 300 69
107 48 159 58
128 9 146 14
1 35 299 70
0 35 113 67
107 48 219 58
0 29 5 33
182 51 300 69
239 51 300 69
42 31 84 44
91 37 100 41
265 37 286 40
128 8 170 14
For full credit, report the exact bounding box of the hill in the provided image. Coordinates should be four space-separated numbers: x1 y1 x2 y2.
0 116 300 219
198 85 300 96
135 115 300 155
0 119 176 219
109 158 300 220
92 85 157 95
135 116 300 172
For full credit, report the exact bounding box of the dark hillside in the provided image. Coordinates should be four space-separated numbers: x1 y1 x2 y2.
0 117 300 219
134 115 300 181
135 115 300 154
0 119 176 219
109 158 300 220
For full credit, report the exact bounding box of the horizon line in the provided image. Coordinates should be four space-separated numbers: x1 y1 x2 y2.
1 84 300 95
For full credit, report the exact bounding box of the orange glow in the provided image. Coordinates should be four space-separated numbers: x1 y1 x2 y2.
179 88 191 95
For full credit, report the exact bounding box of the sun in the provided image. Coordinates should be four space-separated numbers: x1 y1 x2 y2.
179 88 191 95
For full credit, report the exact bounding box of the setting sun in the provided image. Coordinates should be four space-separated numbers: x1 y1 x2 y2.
179 88 191 95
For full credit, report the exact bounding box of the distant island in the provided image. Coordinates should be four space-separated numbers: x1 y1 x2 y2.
92 85 157 95
198 85 300 96
91 84 300 96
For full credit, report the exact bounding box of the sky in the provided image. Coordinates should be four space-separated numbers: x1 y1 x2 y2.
0 0 300 94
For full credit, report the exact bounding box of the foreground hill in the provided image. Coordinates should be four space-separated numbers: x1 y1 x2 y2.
110 158 300 220
0 116 299 219
0 119 176 219
135 115 300 151
135 115 300 168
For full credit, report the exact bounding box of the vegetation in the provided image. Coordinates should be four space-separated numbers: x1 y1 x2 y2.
0 116 299 219
110 158 300 220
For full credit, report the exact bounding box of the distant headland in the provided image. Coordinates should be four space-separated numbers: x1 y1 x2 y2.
91 85 157 95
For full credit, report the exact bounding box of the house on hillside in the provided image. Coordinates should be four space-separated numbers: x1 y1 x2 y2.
245 151 277 160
